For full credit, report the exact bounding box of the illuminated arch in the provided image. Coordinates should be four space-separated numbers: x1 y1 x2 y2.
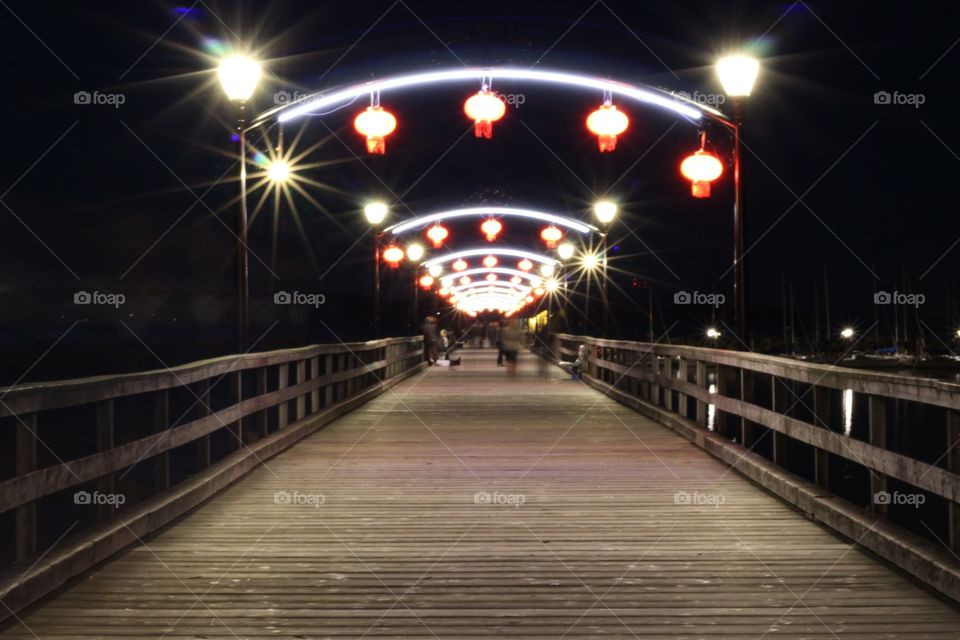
386 207 598 235
441 267 543 284
423 247 559 268
252 67 730 127
450 281 530 296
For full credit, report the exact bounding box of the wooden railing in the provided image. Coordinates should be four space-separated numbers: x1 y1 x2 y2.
0 336 425 618
550 333 960 602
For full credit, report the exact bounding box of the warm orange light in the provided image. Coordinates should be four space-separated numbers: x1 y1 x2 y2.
426 224 449 248
354 106 397 154
540 225 563 248
586 104 629 152
480 218 502 241
452 258 468 271
518 258 533 271
485 273 498 282
533 288 545 296
459 276 471 286
510 276 522 284
382 245 404 266
482 255 499 268
419 275 435 289
680 150 724 198
438 287 450 296
525 295 534 303
464 90 506 139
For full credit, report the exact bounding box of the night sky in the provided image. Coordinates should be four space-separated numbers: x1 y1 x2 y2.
2 0 959 382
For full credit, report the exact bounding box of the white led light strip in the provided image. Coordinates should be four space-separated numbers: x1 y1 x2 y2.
386 207 596 235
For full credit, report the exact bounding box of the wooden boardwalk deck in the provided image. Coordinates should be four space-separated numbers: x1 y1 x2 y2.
3 349 959 638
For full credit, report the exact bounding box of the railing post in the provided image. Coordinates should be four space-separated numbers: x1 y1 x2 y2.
96 400 115 522
15 414 37 561
296 360 306 421
695 361 707 427
277 364 289 429
153 390 170 491
310 356 321 412
948 410 960 554
869 396 888 517
325 355 335 406
812 386 831 489
225 371 243 451
740 369 754 448
195 379 211 470
716 365 731 437
255 368 268 437
676 357 688 418
770 378 789 467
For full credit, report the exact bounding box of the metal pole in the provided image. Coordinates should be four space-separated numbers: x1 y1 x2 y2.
413 271 419 333
732 100 746 344
601 232 609 338
373 233 381 338
237 103 250 352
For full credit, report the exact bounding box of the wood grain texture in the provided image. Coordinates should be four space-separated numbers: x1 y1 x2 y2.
3 349 958 639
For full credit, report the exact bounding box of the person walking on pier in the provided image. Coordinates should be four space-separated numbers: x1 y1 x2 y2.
422 316 439 364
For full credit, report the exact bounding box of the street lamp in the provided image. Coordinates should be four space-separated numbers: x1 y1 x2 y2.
406 243 425 329
840 327 855 340
557 242 575 261
593 200 617 337
218 54 261 352
365 201 389 337
706 327 721 339
266 160 290 182
716 52 759 344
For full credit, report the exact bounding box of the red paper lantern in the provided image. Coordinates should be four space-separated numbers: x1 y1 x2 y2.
419 275 435 289
540 226 563 248
586 104 629 152
426 224 449 248
480 218 502 241
518 258 533 271
382 245 404 266
452 258 468 272
464 90 506 139
354 106 397 155
680 150 724 198
482 255 499 268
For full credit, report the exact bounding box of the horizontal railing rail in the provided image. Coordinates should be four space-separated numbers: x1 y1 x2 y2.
0 336 425 620
550 333 960 603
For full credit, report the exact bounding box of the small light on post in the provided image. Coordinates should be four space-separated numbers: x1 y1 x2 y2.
364 202 388 225
840 327 855 340
717 54 760 97
593 200 618 225
557 242 575 261
405 243 425 262
266 160 290 183
582 254 599 270
706 327 721 339
218 55 261 102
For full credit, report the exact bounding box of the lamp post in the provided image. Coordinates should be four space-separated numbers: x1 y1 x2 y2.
594 200 617 337
406 243 425 332
717 53 759 343
365 202 389 338
218 54 261 352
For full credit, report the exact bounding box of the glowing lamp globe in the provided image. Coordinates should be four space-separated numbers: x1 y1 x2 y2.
518 259 533 271
680 150 724 198
534 288 545 296
593 200 618 224
706 327 721 339
482 255 498 268
439 287 450 296
557 242 575 261
586 104 629 152
485 273 498 282
525 295 534 303
540 225 563 248
540 264 555 277
266 160 290 183
464 90 506 139
382 246 404 266
218 55 261 102
419 275 435 289
426 225 449 248
354 106 397 155
428 264 443 277
452 259 468 272
364 202 388 224
510 276 522 284
717 54 760 97
480 218 502 241
405 243 425 262
459 276 471 286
